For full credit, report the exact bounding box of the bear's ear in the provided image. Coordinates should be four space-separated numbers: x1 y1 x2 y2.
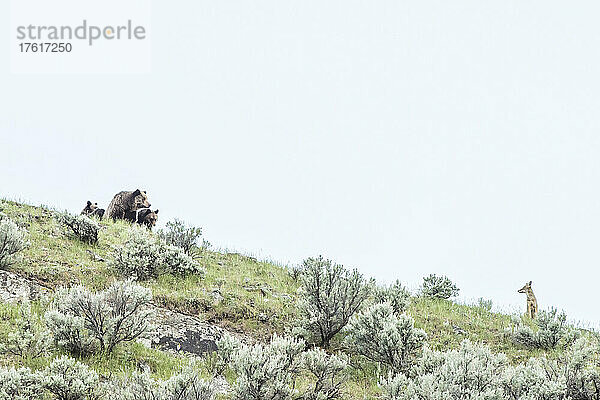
143 190 147 194
132 189 141 196
94 203 98 206
87 200 92 206
154 209 159 214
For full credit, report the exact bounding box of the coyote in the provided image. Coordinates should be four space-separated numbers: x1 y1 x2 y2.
518 281 538 319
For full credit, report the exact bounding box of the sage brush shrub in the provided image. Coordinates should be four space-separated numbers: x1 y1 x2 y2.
217 333 304 400
109 368 216 400
382 340 508 400
420 274 459 299
300 348 348 400
55 211 99 245
0 217 28 269
0 366 42 400
345 303 426 374
3 301 51 358
295 256 368 348
510 308 577 350
43 355 100 400
158 219 203 256
372 279 411 315
112 227 204 280
45 281 154 355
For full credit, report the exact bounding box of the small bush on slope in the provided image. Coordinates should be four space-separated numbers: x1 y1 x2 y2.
107 367 217 400
299 348 348 400
509 308 579 350
0 366 42 400
112 227 204 280
55 211 99 245
42 356 100 400
2 301 51 358
382 338 600 400
294 256 369 348
371 279 411 315
420 274 459 299
345 303 426 374
45 280 154 355
219 334 304 400
158 219 204 256
382 340 509 400
0 217 28 269
216 334 348 400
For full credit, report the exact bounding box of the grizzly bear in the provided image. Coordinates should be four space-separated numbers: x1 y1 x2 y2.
81 201 98 215
105 189 151 221
124 208 159 230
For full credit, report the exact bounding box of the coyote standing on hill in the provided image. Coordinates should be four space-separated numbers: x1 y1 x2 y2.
518 281 538 319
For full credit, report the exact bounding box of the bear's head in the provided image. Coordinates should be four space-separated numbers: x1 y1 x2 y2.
143 209 159 229
132 189 151 209
82 201 98 215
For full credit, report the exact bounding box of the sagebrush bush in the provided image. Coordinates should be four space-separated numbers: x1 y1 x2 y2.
509 308 577 350
420 274 459 299
294 256 369 348
372 279 411 315
158 219 203 255
300 348 348 400
112 227 205 280
0 366 42 400
108 368 216 400
382 340 507 400
2 301 51 358
217 333 304 400
55 211 99 245
345 303 426 374
42 356 100 400
0 217 28 269
45 281 154 355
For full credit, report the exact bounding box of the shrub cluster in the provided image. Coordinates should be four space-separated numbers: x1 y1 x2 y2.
107 367 217 400
112 227 205 280
158 219 204 256
382 338 600 400
371 279 411 315
216 333 348 400
0 356 99 400
0 217 28 269
509 308 578 350
345 303 426 374
45 280 155 355
294 256 369 348
2 301 51 359
55 211 99 245
420 274 459 299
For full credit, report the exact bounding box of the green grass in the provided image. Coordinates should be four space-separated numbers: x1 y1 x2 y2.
0 198 590 398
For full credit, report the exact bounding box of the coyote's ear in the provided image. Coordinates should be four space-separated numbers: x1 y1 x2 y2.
132 189 141 196
528 281 532 285
154 209 159 214
87 200 92 206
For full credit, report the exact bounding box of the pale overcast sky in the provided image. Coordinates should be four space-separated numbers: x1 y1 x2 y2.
1 1 600 327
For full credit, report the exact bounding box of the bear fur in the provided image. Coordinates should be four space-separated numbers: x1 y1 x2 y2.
105 189 151 221
90 208 105 218
124 208 159 230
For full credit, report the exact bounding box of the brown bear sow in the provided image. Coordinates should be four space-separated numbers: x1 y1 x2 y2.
105 189 151 221
124 208 159 230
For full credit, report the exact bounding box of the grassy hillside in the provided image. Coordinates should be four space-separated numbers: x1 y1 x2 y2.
0 199 588 398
